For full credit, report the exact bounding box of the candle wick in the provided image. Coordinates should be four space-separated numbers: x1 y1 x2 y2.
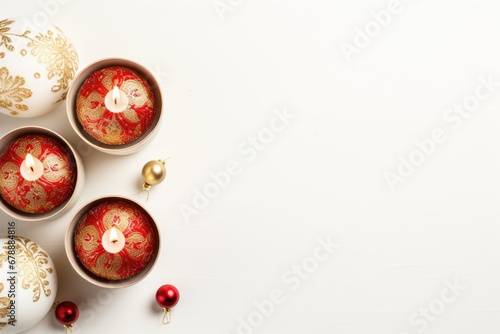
114 97 118 105
29 166 34 173
109 226 119 245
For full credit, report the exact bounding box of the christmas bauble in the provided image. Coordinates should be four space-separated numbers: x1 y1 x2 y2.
0 235 57 333
0 18 78 117
54 301 79 326
142 159 166 190
156 284 180 309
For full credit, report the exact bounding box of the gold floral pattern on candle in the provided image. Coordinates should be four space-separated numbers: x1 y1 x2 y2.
0 134 77 214
74 200 156 281
76 66 156 145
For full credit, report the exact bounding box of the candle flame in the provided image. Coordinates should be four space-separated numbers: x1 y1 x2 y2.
109 227 119 244
112 86 120 105
25 153 35 173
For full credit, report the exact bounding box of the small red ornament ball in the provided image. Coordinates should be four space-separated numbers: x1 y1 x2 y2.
55 301 79 326
156 285 180 309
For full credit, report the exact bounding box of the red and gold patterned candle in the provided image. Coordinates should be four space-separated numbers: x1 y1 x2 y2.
74 200 156 280
76 66 156 145
0 134 77 213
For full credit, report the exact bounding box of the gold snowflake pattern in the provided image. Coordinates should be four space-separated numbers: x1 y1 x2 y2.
27 28 78 101
0 283 12 328
0 19 15 52
0 19 30 53
0 67 32 115
3 237 54 302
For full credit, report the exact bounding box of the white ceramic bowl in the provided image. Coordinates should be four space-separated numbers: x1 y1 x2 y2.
0 126 85 222
66 58 163 155
65 196 161 288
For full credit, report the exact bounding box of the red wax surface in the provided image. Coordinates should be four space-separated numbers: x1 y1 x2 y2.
76 66 156 145
0 134 77 213
74 200 156 281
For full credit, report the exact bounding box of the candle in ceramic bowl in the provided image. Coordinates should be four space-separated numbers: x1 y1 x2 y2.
0 126 84 222
76 65 156 145
67 197 160 287
66 58 163 155
0 134 76 213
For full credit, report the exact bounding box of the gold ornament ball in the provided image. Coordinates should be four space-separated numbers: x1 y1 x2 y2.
142 160 166 189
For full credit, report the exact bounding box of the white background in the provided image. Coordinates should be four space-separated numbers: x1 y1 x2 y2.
2 0 500 333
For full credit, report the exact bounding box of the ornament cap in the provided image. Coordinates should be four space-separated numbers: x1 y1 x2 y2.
162 308 171 324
